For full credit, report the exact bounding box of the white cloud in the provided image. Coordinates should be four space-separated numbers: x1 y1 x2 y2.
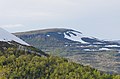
0 24 25 28
0 0 119 19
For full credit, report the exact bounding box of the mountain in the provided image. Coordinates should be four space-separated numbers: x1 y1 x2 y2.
0 28 29 46
14 28 120 74
115 40 120 44
14 28 120 53
0 27 48 56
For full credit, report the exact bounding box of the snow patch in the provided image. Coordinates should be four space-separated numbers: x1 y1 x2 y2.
105 45 120 47
47 35 50 37
0 28 29 46
84 49 91 51
58 32 62 34
65 45 68 47
64 31 87 43
99 48 111 51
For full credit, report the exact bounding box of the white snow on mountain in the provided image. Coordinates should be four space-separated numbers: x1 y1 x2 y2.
99 48 111 51
84 49 91 51
0 28 29 46
47 35 50 37
64 31 87 43
105 45 120 47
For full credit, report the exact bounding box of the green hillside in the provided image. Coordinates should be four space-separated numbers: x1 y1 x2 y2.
0 42 120 79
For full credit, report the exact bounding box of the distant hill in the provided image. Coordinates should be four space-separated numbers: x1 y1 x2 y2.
14 28 120 74
14 28 120 52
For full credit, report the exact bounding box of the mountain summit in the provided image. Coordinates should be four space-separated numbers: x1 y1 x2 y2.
0 28 29 46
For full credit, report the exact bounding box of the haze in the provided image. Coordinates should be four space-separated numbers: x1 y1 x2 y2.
0 0 120 40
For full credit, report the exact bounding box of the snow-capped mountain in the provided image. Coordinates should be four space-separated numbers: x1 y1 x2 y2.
0 28 29 46
14 28 120 51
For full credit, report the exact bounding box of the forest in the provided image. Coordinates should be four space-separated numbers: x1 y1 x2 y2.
0 46 120 79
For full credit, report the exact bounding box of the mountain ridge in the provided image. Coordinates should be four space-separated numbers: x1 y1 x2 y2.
14 28 120 47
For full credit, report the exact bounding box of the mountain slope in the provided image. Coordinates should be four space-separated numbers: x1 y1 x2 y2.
0 28 29 46
14 28 120 74
0 28 48 56
14 28 120 53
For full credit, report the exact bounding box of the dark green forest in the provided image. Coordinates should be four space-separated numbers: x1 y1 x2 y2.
0 46 120 79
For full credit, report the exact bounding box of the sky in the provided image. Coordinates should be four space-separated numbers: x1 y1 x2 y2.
0 0 120 40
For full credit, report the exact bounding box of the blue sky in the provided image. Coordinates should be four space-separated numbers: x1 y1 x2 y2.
0 0 120 40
